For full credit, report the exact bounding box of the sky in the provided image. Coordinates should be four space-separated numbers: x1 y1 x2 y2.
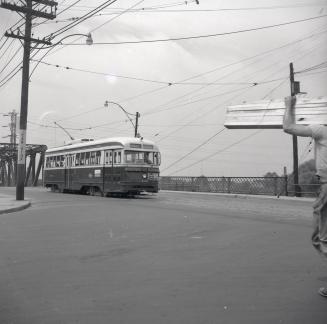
0 0 326 177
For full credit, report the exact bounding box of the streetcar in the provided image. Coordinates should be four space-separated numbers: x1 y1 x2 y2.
43 137 161 196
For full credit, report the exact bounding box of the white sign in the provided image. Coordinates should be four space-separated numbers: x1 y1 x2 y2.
17 129 26 164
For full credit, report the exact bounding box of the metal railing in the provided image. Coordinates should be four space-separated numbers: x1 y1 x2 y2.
160 176 320 197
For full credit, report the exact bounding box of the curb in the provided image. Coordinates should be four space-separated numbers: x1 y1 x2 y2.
0 200 31 215
160 190 315 202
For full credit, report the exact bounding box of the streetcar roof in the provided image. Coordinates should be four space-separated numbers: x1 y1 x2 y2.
46 137 159 154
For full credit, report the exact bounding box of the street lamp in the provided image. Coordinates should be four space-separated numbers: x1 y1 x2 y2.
51 32 93 46
32 32 94 49
104 100 140 138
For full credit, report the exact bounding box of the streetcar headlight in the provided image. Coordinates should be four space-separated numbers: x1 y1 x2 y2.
142 174 147 179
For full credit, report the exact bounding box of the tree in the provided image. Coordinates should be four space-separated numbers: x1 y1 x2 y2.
263 171 279 177
288 159 319 196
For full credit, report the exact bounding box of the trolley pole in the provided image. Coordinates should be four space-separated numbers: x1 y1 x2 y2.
1 0 57 200
289 62 301 197
135 112 140 137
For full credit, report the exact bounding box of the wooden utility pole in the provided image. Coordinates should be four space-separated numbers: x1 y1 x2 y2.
289 62 301 197
9 110 18 149
0 0 57 200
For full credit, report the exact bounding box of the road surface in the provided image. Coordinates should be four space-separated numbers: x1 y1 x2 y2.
0 187 326 323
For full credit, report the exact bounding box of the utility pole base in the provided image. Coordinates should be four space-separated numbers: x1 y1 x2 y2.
16 164 26 200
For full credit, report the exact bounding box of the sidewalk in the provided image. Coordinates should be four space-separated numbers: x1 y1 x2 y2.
0 193 31 215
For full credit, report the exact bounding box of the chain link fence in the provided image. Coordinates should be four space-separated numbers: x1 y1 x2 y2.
160 176 320 197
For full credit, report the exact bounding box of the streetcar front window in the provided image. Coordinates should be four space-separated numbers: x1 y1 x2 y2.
124 151 161 165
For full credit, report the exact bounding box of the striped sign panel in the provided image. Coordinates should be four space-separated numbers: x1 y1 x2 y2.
224 97 327 129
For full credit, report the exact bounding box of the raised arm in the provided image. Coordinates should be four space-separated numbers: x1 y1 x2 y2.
283 96 312 137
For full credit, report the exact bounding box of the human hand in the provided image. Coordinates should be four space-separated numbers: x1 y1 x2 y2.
313 184 327 212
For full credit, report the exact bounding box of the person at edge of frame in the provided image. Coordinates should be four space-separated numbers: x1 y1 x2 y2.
283 95 327 298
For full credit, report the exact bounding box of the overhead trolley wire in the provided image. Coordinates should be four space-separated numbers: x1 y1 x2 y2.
161 128 226 172
117 27 327 105
29 59 265 86
0 0 126 86
26 25 325 135
296 60 327 74
160 39 324 175
28 0 143 79
58 0 197 12
32 0 84 28
162 60 319 176
48 0 119 39
164 129 262 176
66 14 327 45
57 1 327 14
0 44 22 77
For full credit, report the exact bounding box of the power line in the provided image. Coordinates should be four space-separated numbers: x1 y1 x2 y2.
58 0 197 12
117 27 327 105
32 0 84 28
82 30 323 141
165 130 262 176
0 0 99 87
161 128 226 172
154 87 253 143
55 106 105 122
28 0 144 79
297 68 327 77
296 60 327 73
0 43 22 77
48 0 119 39
29 58 261 86
63 14 327 45
57 1 327 14
161 50 317 176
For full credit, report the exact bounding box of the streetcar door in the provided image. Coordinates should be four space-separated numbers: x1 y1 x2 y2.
104 150 114 191
65 154 73 189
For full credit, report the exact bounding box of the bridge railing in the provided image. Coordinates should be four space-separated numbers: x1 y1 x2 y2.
160 176 320 197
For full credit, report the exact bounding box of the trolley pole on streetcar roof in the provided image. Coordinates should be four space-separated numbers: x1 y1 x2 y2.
134 112 140 138
104 100 141 138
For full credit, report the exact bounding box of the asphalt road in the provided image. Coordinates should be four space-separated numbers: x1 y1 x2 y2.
0 187 326 324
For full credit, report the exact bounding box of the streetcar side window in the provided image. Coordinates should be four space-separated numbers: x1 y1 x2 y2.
50 156 55 168
75 153 80 166
59 155 65 167
90 151 96 165
66 156 71 167
105 150 113 165
85 152 90 165
144 152 153 164
114 151 121 164
80 152 85 166
90 151 94 165
96 151 101 165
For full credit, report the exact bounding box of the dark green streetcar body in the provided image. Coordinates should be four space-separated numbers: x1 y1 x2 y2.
43 137 160 196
